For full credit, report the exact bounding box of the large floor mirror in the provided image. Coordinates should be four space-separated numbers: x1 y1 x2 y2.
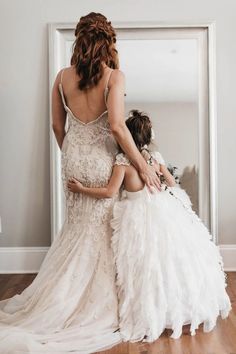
48 22 217 243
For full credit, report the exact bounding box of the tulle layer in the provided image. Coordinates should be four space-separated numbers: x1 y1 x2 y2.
0 221 122 353
111 186 232 342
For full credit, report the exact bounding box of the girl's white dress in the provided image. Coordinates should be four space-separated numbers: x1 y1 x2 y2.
111 152 232 342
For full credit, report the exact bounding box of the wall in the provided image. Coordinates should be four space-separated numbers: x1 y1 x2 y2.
0 0 235 251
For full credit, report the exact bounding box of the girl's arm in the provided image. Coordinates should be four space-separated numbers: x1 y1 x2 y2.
67 165 125 199
107 70 161 191
51 69 67 150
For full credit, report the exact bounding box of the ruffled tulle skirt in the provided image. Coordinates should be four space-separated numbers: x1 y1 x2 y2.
111 185 232 342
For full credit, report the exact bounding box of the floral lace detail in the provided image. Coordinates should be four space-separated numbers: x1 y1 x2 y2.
61 113 119 227
114 153 131 166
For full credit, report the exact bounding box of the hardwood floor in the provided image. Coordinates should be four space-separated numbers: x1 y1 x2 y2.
0 272 235 354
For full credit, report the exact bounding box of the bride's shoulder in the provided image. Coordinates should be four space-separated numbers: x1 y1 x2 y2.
111 68 125 76
55 66 73 83
114 153 131 166
110 69 125 85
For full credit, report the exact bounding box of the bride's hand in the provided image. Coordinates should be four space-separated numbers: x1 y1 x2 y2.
139 164 161 192
67 177 84 193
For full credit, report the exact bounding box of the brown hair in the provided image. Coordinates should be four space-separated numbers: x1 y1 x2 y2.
70 12 119 90
125 109 153 150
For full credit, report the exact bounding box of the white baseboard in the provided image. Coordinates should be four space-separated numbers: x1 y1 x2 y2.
218 244 236 271
0 245 235 273
0 247 49 273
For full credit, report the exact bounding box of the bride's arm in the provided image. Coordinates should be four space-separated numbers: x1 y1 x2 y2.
160 165 176 187
67 165 125 199
51 69 67 149
143 150 175 187
107 70 161 191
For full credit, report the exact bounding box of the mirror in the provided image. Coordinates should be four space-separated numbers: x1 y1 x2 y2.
48 23 217 243
118 38 199 214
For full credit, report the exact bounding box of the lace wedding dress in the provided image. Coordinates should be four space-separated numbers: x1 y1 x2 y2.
0 69 122 353
111 152 232 342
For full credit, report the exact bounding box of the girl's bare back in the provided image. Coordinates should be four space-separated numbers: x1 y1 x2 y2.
123 164 145 192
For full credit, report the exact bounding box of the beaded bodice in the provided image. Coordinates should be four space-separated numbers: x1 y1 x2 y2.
60 113 118 225
58 68 119 227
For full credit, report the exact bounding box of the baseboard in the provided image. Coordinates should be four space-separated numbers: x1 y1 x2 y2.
0 247 49 273
218 244 236 271
0 245 235 273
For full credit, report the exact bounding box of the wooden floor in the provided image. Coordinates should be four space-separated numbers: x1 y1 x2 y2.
0 272 236 354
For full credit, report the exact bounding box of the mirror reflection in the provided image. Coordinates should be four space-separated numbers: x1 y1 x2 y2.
118 39 199 214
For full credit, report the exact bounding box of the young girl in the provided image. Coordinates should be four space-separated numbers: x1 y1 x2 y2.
67 109 231 342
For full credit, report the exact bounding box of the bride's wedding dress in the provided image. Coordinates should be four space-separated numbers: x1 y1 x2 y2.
0 69 122 353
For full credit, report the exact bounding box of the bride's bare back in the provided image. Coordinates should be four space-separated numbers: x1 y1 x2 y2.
59 64 114 124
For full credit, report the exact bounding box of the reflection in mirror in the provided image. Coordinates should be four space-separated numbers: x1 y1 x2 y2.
118 39 199 214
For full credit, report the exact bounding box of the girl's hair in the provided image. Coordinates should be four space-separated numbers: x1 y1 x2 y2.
125 109 153 151
70 12 119 90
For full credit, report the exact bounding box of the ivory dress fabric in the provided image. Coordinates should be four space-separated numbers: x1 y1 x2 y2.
0 71 122 353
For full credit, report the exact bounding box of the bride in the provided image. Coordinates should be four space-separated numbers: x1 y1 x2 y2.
0 12 160 354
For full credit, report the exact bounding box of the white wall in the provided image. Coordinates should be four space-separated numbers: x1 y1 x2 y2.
0 0 235 248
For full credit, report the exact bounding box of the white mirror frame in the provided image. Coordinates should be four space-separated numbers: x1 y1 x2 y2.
48 21 217 244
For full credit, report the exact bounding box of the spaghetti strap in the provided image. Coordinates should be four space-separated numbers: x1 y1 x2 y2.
58 68 67 109
105 68 114 90
104 68 114 106
60 68 65 85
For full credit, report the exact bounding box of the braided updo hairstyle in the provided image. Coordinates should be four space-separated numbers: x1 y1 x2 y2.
71 12 119 90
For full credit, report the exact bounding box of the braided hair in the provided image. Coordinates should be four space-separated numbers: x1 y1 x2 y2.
71 12 119 90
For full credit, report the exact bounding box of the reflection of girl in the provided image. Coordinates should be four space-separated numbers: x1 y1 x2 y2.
68 109 232 342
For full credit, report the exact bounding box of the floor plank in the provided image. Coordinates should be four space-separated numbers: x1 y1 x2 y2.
0 272 235 354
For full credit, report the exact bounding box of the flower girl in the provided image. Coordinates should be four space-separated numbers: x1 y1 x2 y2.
68 109 231 342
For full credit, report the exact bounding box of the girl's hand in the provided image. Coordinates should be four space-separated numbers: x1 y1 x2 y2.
67 177 84 193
